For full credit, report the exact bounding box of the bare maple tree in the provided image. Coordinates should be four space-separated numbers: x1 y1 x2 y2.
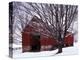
27 3 78 53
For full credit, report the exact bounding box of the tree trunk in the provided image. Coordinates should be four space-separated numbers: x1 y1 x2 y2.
56 41 63 54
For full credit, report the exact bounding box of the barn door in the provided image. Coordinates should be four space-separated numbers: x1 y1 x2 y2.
30 33 41 52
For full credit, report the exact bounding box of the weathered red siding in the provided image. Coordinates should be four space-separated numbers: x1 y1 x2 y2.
22 31 74 52
22 32 31 52
64 34 74 46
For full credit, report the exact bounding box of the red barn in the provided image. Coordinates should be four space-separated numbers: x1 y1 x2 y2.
22 16 74 52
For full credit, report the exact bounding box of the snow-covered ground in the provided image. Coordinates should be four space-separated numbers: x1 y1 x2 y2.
56 45 78 56
13 43 78 58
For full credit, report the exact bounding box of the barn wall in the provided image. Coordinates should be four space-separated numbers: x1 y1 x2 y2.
22 31 74 53
22 32 31 52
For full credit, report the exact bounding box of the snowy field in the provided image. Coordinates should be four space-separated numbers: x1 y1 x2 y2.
13 43 78 58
